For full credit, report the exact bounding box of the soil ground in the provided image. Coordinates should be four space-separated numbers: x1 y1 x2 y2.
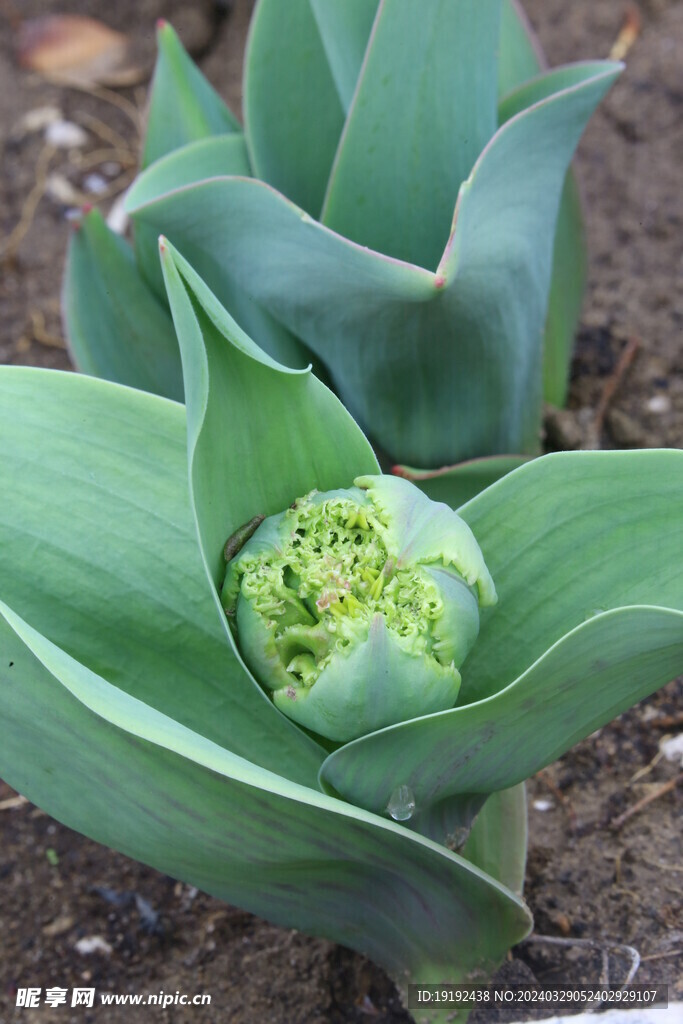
0 1 681 1021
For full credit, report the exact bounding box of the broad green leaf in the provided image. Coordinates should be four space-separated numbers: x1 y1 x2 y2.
244 0 344 217
159 241 380 592
0 366 323 784
394 455 530 508
309 0 379 113
407 792 488 848
436 61 621 455
463 785 527 897
460 450 683 700
63 208 183 401
498 0 545 97
542 166 587 405
0 602 532 1010
321 450 683 819
135 134 250 297
128 62 618 467
131 139 314 373
321 0 502 271
497 10 590 408
320 606 683 819
138 135 251 203
142 21 240 169
498 62 616 124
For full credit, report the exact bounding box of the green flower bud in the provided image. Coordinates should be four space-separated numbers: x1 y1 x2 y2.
221 475 496 742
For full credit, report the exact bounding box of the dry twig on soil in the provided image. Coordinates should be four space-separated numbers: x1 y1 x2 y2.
610 772 682 831
1 143 55 263
594 335 641 433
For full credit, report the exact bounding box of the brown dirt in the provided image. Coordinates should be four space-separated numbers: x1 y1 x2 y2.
0 1 681 1021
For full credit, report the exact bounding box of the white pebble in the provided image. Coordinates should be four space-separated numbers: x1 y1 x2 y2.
46 172 80 205
45 120 88 149
659 732 683 765
83 172 108 195
533 798 554 812
74 936 113 956
646 394 671 414
19 105 62 133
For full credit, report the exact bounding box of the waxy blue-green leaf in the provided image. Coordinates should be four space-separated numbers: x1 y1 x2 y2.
498 0 544 97
322 0 501 271
407 792 488 849
244 0 344 217
435 60 621 457
497 7 589 406
131 138 314 375
134 134 249 298
499 62 616 124
463 785 527 897
309 0 379 113
542 171 587 405
129 60 620 466
159 241 379 592
0 600 531 1019
321 605 683 821
0 366 322 784
143 21 240 169
320 449 683 818
63 208 183 401
139 135 251 202
461 449 683 699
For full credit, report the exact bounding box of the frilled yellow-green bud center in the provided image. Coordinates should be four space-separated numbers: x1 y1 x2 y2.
221 476 496 742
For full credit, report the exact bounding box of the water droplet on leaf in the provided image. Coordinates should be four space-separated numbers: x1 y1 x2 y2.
386 784 416 821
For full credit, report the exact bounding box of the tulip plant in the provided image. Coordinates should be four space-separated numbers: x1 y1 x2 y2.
65 0 623 490
3 242 682 1022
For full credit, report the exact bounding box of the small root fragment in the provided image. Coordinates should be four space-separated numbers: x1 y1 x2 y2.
29 309 66 349
629 748 664 784
609 4 643 62
594 335 640 433
649 711 683 729
0 794 28 811
641 949 683 963
72 145 137 170
641 857 683 874
73 108 135 152
66 80 142 132
522 933 641 987
609 772 682 831
1 143 55 263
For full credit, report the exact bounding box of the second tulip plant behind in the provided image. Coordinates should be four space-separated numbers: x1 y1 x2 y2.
65 0 623 486
2 243 682 1023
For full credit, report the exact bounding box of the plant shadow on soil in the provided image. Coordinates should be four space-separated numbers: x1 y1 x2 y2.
0 1 681 1020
